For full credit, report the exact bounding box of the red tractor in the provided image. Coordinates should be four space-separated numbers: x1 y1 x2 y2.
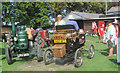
31 28 52 48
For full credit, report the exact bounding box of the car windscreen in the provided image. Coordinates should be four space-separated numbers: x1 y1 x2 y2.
56 25 75 30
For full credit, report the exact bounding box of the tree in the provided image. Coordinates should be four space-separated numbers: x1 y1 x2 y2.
66 2 110 14
2 2 50 28
48 2 66 22
2 2 111 27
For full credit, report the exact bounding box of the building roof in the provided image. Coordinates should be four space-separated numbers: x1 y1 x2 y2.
63 11 103 22
72 11 102 19
107 6 120 13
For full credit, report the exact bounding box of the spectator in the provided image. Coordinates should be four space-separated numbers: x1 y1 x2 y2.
92 22 97 36
25 25 29 30
112 19 119 56
55 15 65 26
86 31 89 36
98 25 104 43
53 15 65 30
103 25 109 43
94 23 97 36
31 27 34 31
106 21 116 58
25 26 32 39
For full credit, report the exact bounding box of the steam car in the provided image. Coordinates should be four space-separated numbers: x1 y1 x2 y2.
43 24 95 67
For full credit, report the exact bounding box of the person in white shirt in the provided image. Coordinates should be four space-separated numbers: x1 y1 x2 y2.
55 15 65 26
106 21 116 58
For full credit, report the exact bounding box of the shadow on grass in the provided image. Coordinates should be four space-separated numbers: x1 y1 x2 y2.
109 59 117 65
2 48 5 55
8 56 41 65
99 46 116 56
99 46 117 65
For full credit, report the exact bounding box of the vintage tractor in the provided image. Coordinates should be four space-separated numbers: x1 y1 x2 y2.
5 17 43 65
31 28 53 48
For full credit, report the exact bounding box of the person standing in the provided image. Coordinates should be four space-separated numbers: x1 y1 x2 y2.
103 25 109 43
92 22 97 36
53 15 65 30
106 21 116 58
25 25 29 30
25 25 32 39
94 24 97 36
112 19 119 56
55 15 65 26
98 25 104 43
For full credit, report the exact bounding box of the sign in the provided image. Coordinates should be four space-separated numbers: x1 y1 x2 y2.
117 38 120 63
54 39 67 43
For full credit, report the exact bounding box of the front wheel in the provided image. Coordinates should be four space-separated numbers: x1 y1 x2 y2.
43 48 54 65
88 44 95 59
74 49 83 67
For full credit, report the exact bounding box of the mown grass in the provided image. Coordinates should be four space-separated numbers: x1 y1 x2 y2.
0 36 119 71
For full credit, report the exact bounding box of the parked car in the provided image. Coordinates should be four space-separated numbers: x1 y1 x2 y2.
43 25 95 67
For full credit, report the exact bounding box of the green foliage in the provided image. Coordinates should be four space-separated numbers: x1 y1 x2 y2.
48 2 66 22
2 2 111 27
66 2 110 14
2 2 50 28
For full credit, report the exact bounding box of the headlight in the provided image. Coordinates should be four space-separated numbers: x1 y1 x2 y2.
67 33 71 37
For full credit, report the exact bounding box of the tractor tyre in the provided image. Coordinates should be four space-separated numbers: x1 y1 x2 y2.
37 45 43 62
5 47 13 64
34 33 43 62
5 33 13 65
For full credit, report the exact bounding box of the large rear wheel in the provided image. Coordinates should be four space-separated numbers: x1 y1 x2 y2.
43 48 54 65
5 33 13 65
34 33 43 62
74 49 83 67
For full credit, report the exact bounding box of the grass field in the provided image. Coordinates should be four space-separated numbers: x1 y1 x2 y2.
0 36 119 71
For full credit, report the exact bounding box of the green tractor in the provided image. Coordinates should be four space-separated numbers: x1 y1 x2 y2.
5 17 43 65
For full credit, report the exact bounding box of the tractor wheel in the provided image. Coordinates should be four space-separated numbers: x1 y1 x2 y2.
43 48 54 65
5 33 13 65
88 44 95 59
34 33 43 62
5 47 13 64
37 45 43 62
74 49 83 67
41 38 45 48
